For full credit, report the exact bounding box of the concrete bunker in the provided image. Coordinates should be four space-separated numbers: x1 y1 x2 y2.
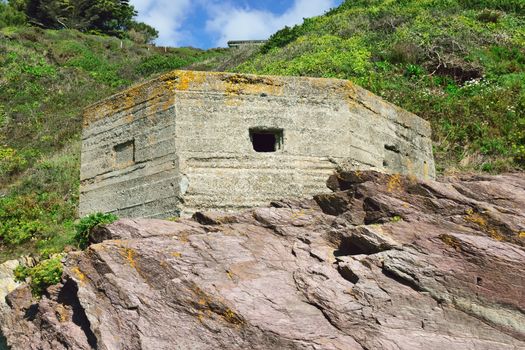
80 70 435 218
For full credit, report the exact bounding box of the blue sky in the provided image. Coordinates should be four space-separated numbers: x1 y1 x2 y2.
130 0 343 48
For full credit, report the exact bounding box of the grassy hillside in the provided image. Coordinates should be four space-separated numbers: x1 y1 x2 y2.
0 26 229 260
237 0 525 173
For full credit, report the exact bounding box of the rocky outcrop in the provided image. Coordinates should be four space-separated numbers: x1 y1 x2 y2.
1 171 524 350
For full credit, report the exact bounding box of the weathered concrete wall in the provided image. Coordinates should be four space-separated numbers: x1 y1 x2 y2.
80 70 435 218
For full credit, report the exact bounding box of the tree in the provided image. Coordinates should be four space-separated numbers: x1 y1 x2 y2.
127 21 158 44
10 0 147 37
0 1 27 28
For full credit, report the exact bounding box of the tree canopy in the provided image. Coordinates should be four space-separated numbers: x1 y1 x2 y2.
1 0 158 42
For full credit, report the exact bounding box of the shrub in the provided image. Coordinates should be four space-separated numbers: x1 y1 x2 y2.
261 25 303 53
135 54 191 76
0 104 6 127
476 9 504 23
0 2 26 28
74 212 118 249
14 256 63 296
404 64 426 78
0 146 28 177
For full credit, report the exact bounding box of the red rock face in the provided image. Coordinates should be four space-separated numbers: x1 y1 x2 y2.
2 171 524 350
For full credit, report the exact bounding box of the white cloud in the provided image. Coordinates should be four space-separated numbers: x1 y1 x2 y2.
205 0 338 47
130 0 193 46
130 0 338 48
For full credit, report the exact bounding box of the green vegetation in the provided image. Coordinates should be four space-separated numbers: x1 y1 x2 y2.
0 1 26 28
74 212 118 249
11 211 117 296
14 255 63 295
238 0 525 172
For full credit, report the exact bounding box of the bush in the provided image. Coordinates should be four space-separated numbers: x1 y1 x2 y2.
238 35 372 79
0 146 27 177
74 212 118 249
0 2 26 28
261 25 303 53
135 54 191 76
14 256 63 296
476 9 504 23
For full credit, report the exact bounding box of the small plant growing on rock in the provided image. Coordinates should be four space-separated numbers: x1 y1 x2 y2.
14 256 64 296
74 212 118 249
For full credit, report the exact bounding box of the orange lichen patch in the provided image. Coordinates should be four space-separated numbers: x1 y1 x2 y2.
164 79 177 92
191 285 245 326
222 74 283 97
171 252 182 258
223 309 244 325
387 174 403 193
465 208 487 226
119 247 138 269
126 248 137 268
158 70 207 92
71 266 87 283
343 81 358 98
464 209 505 241
83 71 185 127
488 230 505 241
439 234 462 251
55 304 70 323
519 231 525 239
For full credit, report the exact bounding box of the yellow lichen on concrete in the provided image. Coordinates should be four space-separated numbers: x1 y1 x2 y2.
159 70 207 92
519 231 525 238
222 74 284 97
341 81 362 112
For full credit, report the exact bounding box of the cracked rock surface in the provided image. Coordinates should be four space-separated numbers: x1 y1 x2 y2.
1 171 524 350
